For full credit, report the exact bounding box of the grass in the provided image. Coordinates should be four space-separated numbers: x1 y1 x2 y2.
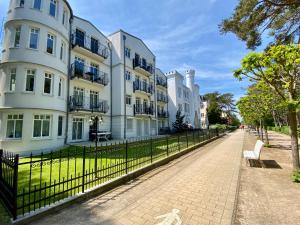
12 132 210 217
0 201 10 225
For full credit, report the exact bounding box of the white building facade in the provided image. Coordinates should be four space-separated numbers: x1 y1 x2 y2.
166 70 202 130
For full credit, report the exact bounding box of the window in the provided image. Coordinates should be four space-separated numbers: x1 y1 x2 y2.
60 41 65 60
33 115 51 138
125 47 130 58
62 9 67 26
184 103 190 113
9 68 16 91
14 26 21 47
126 95 131 105
178 104 182 112
44 73 52 94
90 91 99 109
178 88 182 98
91 38 98 54
25 69 35 92
58 78 63 97
29 28 39 49
47 33 55 54
49 0 57 17
33 0 41 10
58 116 63 137
18 0 25 7
127 119 133 130
72 118 83 140
125 70 131 81
6 114 23 139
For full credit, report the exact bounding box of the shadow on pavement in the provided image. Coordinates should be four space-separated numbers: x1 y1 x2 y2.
248 159 282 169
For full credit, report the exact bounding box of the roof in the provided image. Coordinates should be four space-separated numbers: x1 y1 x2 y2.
108 29 155 58
73 16 110 43
156 68 167 77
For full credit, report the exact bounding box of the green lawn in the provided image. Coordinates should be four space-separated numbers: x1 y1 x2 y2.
10 131 212 216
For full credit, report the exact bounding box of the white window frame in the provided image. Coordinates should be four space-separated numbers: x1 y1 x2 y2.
14 26 21 48
9 68 16 92
33 114 51 138
29 27 39 49
125 70 131 81
49 0 57 17
32 0 42 10
17 0 25 8
43 73 53 95
6 114 23 139
62 8 68 27
58 78 63 97
57 115 63 137
127 119 133 131
125 47 131 58
126 95 132 105
46 33 55 55
25 69 35 92
60 41 66 61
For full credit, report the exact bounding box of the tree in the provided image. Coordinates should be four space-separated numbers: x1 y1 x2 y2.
220 0 300 49
234 44 300 172
172 110 188 132
204 92 237 125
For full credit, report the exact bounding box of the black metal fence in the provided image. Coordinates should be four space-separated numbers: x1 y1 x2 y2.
0 129 223 220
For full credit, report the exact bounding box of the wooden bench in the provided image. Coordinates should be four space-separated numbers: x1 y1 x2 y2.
243 140 264 165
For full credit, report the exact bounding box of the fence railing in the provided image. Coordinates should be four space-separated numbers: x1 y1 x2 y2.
0 129 224 220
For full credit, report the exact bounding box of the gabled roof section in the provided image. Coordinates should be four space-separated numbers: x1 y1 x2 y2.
73 16 110 43
156 68 167 78
108 29 155 58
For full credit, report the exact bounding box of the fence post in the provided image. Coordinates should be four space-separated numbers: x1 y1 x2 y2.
177 134 180 152
12 154 19 220
166 136 169 156
192 130 195 145
186 131 188 148
125 140 128 174
0 149 3 180
82 146 86 193
150 138 153 163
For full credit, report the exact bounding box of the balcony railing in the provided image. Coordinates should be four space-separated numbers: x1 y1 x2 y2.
156 78 167 88
158 111 169 118
133 58 154 75
133 80 153 94
157 95 168 103
71 32 109 59
134 104 154 116
71 62 109 86
69 96 109 113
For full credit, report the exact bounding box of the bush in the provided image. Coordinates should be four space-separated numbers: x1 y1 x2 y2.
210 124 226 130
292 172 300 183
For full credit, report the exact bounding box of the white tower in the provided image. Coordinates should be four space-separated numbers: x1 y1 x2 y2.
185 69 195 91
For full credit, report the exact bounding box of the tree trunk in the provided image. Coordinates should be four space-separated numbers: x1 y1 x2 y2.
260 119 264 141
287 107 300 172
264 126 269 145
272 110 278 127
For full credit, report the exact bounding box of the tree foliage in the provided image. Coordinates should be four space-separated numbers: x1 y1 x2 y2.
204 92 238 125
172 110 188 132
220 0 300 49
234 44 300 172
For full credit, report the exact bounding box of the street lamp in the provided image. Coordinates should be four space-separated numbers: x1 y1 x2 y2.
89 115 103 177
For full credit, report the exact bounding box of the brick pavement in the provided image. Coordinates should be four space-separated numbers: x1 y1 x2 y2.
25 130 244 225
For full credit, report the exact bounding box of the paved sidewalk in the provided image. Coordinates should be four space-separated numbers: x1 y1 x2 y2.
26 130 244 225
235 131 300 225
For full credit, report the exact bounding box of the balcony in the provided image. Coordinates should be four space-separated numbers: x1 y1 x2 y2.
133 80 153 96
156 78 167 88
69 96 109 113
134 104 154 116
157 95 168 103
71 62 109 86
71 32 109 61
133 58 154 77
158 111 169 118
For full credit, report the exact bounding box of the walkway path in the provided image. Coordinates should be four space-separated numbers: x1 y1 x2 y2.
26 130 245 225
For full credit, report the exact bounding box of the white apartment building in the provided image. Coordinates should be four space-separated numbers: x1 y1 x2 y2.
0 0 73 153
200 96 209 129
108 30 158 139
166 70 202 130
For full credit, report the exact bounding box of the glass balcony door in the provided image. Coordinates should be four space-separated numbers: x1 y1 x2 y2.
75 29 85 47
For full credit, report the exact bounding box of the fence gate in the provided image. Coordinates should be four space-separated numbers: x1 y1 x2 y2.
0 149 19 219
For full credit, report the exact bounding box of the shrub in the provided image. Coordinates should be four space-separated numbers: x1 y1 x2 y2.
292 172 300 183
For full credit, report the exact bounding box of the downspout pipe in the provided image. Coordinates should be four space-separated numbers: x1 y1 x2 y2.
108 42 113 134
65 17 73 145
123 35 126 139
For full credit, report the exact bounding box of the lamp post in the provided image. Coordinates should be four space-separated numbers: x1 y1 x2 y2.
89 115 103 177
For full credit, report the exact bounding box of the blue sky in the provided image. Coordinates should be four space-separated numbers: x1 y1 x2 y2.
0 0 255 100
